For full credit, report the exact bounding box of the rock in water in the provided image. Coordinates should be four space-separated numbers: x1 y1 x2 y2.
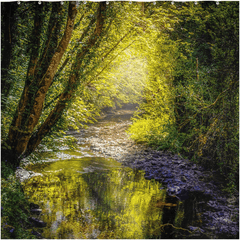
29 217 47 228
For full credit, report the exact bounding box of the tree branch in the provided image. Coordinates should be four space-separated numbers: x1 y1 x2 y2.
35 3 63 79
24 2 107 157
7 2 78 157
53 8 98 82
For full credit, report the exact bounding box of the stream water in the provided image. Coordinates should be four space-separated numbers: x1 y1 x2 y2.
22 106 238 239
23 148 184 239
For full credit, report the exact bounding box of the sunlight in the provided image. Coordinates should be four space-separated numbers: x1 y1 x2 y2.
95 47 148 109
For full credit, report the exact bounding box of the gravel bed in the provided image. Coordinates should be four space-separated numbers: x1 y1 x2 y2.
76 110 239 239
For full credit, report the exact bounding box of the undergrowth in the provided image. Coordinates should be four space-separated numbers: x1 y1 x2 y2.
1 161 35 239
128 116 239 195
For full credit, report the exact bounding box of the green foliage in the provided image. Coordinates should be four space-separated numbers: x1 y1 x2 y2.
27 1 151 155
171 2 239 187
128 3 178 151
1 161 15 179
1 172 34 239
128 2 239 191
1 2 238 192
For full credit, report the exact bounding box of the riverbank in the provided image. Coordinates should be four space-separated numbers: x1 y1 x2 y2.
5 106 239 239
69 107 239 239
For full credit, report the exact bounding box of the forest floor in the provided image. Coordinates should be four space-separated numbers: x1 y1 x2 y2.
73 104 239 239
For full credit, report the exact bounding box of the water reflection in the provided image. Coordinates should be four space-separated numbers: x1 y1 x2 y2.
24 155 179 239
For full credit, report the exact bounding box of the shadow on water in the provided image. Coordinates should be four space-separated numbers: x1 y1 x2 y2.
24 151 196 239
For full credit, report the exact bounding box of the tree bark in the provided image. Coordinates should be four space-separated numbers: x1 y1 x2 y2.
6 2 77 164
24 2 107 157
35 3 63 79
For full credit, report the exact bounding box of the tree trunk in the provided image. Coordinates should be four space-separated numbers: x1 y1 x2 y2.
4 2 77 166
24 2 107 158
3 2 107 167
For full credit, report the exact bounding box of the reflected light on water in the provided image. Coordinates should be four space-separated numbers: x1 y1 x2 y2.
24 155 182 239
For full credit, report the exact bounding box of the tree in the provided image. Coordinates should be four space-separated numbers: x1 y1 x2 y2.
1 2 18 109
128 1 239 188
2 1 107 167
171 2 239 177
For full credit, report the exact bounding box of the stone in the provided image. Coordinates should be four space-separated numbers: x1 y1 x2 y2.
30 172 44 178
31 230 44 239
30 208 42 215
227 196 237 204
29 217 47 228
15 168 31 182
188 226 205 233
181 176 187 182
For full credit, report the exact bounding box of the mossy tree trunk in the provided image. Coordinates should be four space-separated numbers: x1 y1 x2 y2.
3 2 107 167
25 2 107 158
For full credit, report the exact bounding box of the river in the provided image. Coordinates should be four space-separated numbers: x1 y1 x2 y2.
21 105 239 239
